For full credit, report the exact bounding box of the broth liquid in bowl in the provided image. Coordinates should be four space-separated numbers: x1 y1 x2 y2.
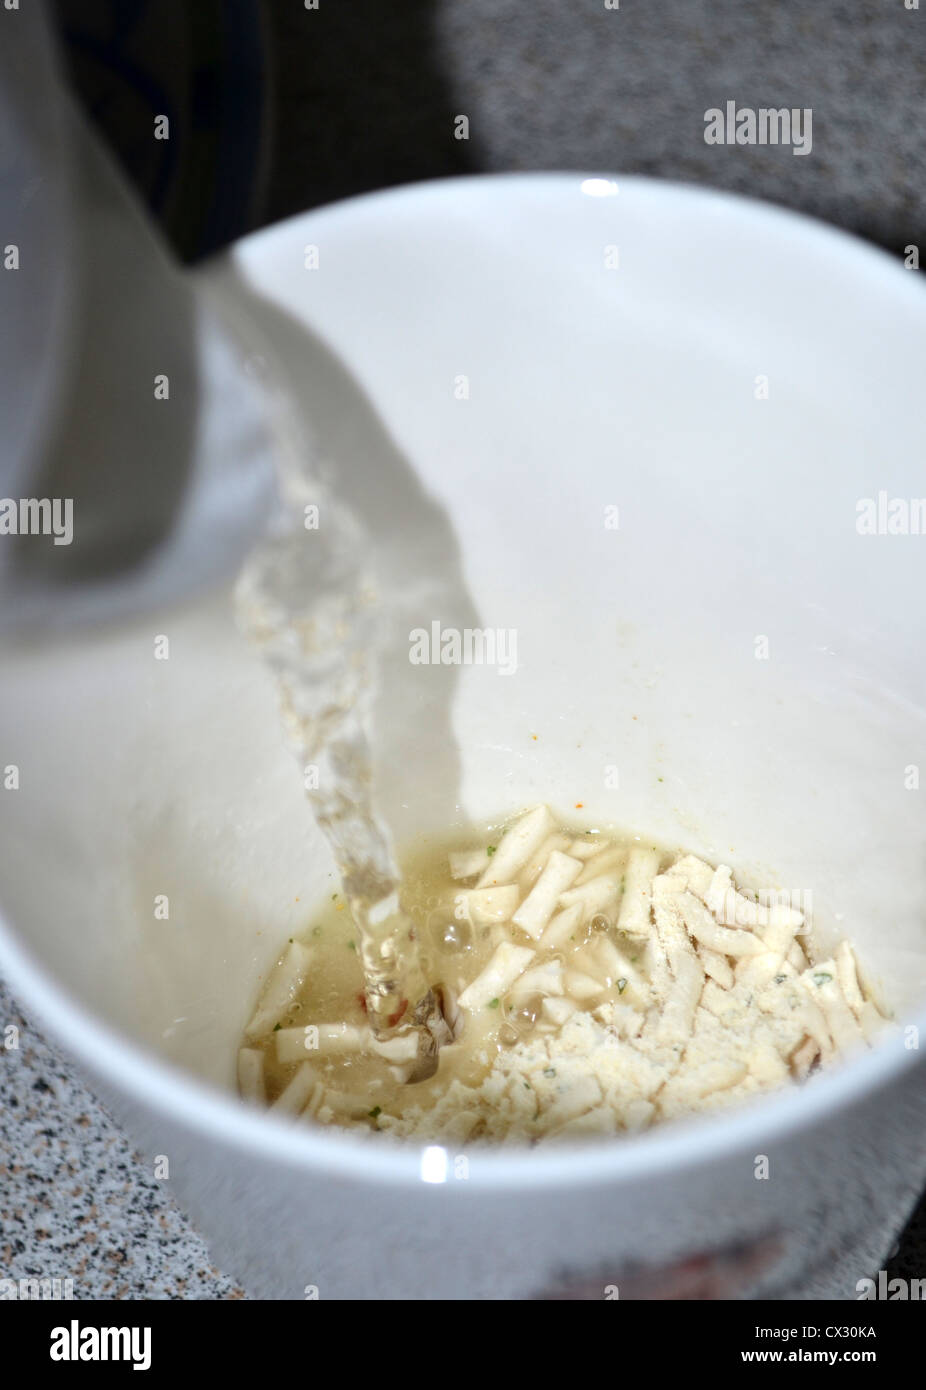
238 805 890 1144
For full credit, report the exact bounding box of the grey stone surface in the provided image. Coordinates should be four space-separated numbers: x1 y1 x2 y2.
0 979 243 1300
267 0 926 254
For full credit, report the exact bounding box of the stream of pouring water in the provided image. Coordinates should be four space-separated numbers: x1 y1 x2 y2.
234 480 452 1080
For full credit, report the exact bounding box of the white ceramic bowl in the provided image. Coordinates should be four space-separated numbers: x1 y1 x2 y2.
2 174 925 1299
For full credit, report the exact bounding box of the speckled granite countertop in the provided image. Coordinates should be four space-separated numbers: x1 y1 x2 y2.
3 0 925 1299
0 980 242 1300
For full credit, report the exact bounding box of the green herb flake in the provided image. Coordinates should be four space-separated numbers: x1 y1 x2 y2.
347 940 356 952
774 973 787 984
272 1023 282 1032
813 971 833 986
487 998 500 1009
543 1067 556 1078
368 1106 381 1119
312 925 322 937
617 978 627 994
331 893 338 901
486 845 497 856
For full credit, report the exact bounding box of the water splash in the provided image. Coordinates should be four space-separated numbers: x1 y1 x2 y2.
234 477 450 1077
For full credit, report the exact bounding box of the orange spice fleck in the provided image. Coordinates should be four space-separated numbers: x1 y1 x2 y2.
388 999 409 1028
575 802 584 808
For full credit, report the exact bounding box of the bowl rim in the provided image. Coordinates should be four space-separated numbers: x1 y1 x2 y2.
3 169 926 1191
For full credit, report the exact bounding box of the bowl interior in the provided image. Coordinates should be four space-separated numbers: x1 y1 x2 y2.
1 174 925 1098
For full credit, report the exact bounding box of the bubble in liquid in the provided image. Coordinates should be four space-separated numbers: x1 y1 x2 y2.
590 914 612 933
429 910 472 953
502 994 541 1035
